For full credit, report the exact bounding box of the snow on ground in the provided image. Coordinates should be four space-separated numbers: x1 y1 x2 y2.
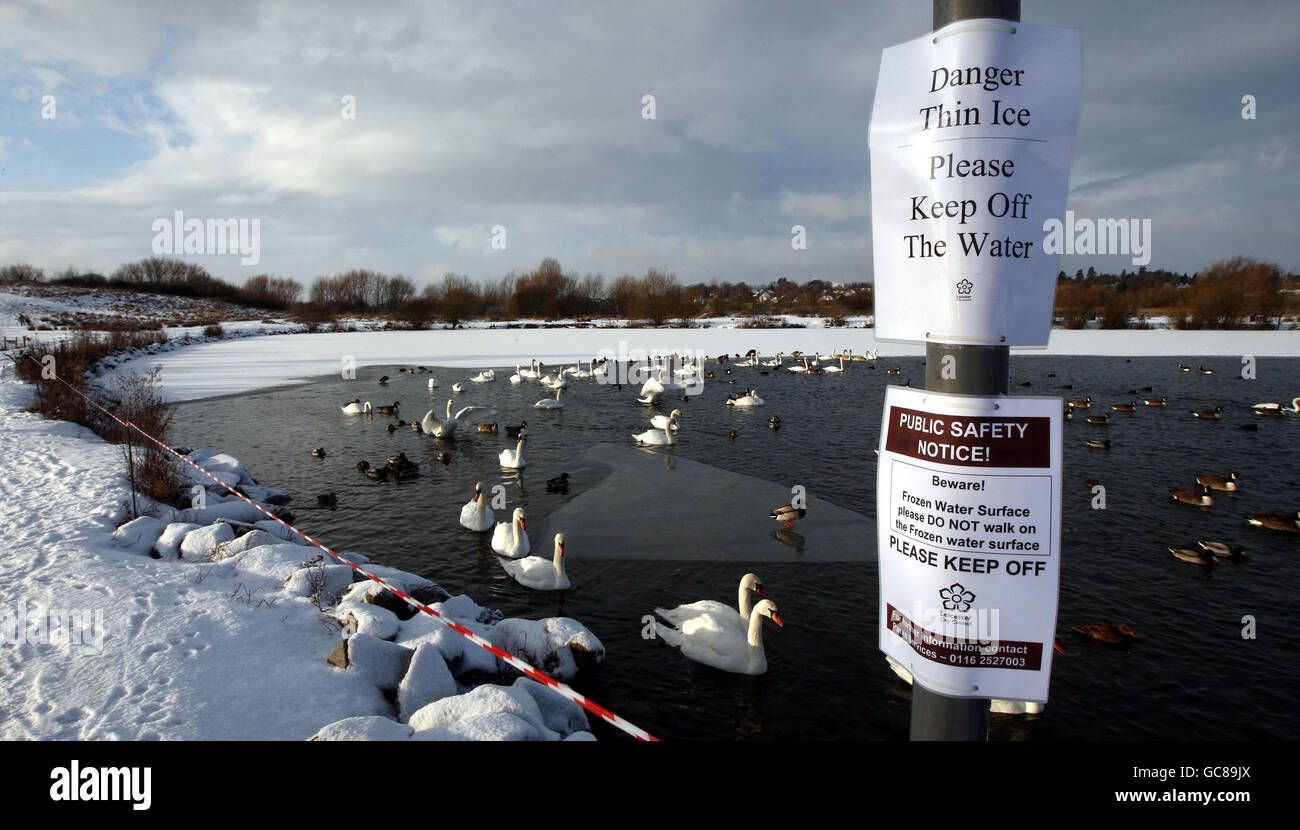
106 327 1300 403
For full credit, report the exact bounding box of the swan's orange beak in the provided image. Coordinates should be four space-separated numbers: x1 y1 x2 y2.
755 585 765 597
1053 640 1066 655
519 519 526 530
473 492 480 501
771 612 784 627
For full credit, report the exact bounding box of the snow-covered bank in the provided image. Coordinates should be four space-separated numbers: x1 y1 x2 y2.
108 327 1299 403
0 374 604 740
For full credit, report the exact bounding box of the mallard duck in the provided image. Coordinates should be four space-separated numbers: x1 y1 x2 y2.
1177 364 1191 372
365 467 390 481
356 460 370 471
311 447 327 458
1170 486 1212 507
546 472 570 493
768 416 781 430
1084 479 1100 488
385 424 397 433
1195 472 1238 492
1197 366 1214 375
1191 407 1222 419
1143 396 1168 407
1245 511 1300 532
1067 397 1092 408
770 503 806 530
1071 623 1138 643
1085 414 1110 425
1170 547 1215 565
1087 439 1111 449
410 421 423 432
1198 541 1246 559
377 402 400 415
505 420 527 439
1111 401 1137 412
478 423 498 434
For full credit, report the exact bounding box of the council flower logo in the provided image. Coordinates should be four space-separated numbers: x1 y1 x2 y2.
940 583 975 612
956 278 973 295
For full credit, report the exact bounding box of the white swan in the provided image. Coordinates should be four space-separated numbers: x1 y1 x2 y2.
540 371 568 389
726 389 764 407
761 353 783 368
650 409 683 432
787 357 810 374
471 370 494 383
340 399 372 415
451 381 466 393
422 399 485 438
884 657 1043 715
657 598 783 675
633 418 677 446
458 482 494 532
518 360 541 380
637 375 664 405
491 507 530 558
499 437 527 468
1254 397 1300 413
509 366 523 385
654 573 763 637
500 532 570 591
534 388 564 409
823 356 845 373
427 378 439 390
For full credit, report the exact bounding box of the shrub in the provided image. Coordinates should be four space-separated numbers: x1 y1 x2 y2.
203 324 225 338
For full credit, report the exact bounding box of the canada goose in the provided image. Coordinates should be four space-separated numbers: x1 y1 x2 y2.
1198 541 1247 559
887 367 901 375
478 423 498 434
1085 414 1110 425
770 504 806 530
1087 439 1111 449
1143 396 1168 407
1071 623 1138 643
1170 486 1212 507
317 493 337 507
1191 407 1222 419
1245 511 1300 532
1197 366 1213 375
546 473 570 493
505 421 527 439
377 402 400 415
1111 402 1137 412
1170 547 1215 565
1196 472 1238 492
311 447 327 458
1067 397 1092 408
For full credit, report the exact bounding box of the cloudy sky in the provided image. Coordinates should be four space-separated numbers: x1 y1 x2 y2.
1 0 1296 290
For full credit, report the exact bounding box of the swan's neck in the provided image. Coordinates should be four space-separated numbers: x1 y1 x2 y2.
738 585 754 621
475 494 487 516
445 400 454 418
747 609 766 648
553 547 566 578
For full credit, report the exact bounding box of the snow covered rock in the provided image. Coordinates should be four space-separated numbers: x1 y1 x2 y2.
332 599 400 641
176 499 268 525
230 543 322 582
408 683 556 740
283 563 355 606
310 716 413 741
253 520 308 544
178 522 236 560
412 712 541 741
396 643 457 722
335 633 413 692
111 516 166 556
511 677 590 737
490 617 605 681
152 522 202 559
213 529 282 558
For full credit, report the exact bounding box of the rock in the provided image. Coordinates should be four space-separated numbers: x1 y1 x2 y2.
343 579 417 621
212 529 282 559
396 613 502 679
511 677 590 737
310 716 413 741
563 731 597 741
152 522 202 559
407 684 553 740
111 516 166 556
362 565 450 606
231 543 323 582
327 640 349 668
253 520 308 544
490 617 605 681
178 522 236 560
396 643 458 722
331 600 400 641
412 712 541 742
283 563 356 606
341 633 413 692
176 500 267 525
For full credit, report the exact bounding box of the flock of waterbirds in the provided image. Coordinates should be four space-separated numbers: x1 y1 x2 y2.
305 351 1298 679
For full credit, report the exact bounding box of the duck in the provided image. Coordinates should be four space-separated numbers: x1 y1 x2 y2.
1198 541 1247 559
1197 366 1214 375
422 400 486 438
1064 408 1073 421
392 466 420 480
365 466 390 481
378 375 389 384
505 420 527 439
491 507 530 558
341 399 372 415
410 421 423 433
1087 439 1111 449
434 451 451 465
655 598 783 675
768 416 781 430
1111 401 1137 412
1084 479 1100 488
311 447 327 458
1177 363 1191 372
1066 397 1092 409
651 409 683 432
1085 414 1110 425
725 430 737 439
770 503 806 530
1195 472 1238 492
477 422 498 434
1143 396 1168 407
1191 407 1222 419
546 472 570 493
534 388 564 409
376 402 400 415
385 423 397 433
356 460 371 472
500 532 571 591
499 437 527 469
1245 511 1300 532
1170 486 1212 507
653 573 765 638
1170 546 1216 565
316 493 337 507
458 482 494 531
633 419 677 446
726 389 764 407
1071 623 1138 643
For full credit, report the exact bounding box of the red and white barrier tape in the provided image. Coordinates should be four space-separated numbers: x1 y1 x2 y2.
29 358 659 741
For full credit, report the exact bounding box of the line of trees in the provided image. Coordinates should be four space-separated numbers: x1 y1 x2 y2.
3 255 1294 329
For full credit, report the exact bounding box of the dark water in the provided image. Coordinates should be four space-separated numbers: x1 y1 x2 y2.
175 355 1300 741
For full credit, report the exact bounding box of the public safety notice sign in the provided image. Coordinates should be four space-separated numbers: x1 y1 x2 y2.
877 385 1062 702
869 19 1082 346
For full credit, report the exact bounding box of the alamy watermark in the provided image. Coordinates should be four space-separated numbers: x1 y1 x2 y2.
152 210 261 266
1042 210 1151 266
1 602 105 654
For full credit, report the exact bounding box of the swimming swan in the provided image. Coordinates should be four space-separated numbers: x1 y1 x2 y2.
656 599 783 675
500 532 570 590
491 507 530 558
458 482 494 532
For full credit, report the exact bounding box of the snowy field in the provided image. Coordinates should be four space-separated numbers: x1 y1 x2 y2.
106 326 1299 403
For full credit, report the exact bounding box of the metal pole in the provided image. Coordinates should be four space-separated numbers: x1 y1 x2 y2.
910 0 1021 742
